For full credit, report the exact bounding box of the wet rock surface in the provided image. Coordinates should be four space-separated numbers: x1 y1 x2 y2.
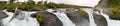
0 11 8 19
42 12 63 26
93 11 108 26
66 9 89 26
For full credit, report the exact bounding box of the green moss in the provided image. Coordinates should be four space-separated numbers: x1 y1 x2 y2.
78 9 88 16
36 13 45 22
6 4 17 12
109 8 120 20
109 0 120 20
0 2 7 9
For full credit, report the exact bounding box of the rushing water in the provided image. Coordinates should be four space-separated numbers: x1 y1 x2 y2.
46 9 76 26
100 10 120 26
82 8 97 26
2 9 39 26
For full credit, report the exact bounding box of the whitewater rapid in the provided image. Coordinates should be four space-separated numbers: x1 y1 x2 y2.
2 9 39 26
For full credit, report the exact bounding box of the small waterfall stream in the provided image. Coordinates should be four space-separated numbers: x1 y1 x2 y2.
46 9 76 26
82 8 97 26
100 10 120 26
2 9 40 26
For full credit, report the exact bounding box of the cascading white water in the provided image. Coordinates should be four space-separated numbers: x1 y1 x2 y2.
46 9 76 26
100 10 120 26
2 9 14 26
82 8 97 26
2 9 40 26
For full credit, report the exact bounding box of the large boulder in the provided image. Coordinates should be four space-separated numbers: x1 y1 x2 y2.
32 11 63 26
93 11 108 26
66 8 89 26
42 12 63 26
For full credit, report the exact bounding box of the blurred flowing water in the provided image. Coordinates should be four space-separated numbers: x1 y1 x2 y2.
100 10 120 26
2 9 40 26
82 8 97 26
46 9 76 26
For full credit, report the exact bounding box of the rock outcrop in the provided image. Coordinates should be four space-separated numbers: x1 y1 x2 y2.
42 12 63 26
66 8 89 26
93 11 108 26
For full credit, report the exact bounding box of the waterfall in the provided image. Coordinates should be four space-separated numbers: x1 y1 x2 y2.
100 10 120 26
2 9 40 26
82 8 97 26
46 9 76 26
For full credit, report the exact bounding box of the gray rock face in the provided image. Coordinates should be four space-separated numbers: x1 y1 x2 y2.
93 11 108 26
66 9 89 26
42 12 63 26
0 11 8 19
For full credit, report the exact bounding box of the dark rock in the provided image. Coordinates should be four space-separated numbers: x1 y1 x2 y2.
31 13 37 18
66 9 89 26
41 12 63 26
0 11 8 19
93 11 108 26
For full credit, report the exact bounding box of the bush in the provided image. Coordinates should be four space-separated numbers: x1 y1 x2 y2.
109 0 120 20
109 8 120 20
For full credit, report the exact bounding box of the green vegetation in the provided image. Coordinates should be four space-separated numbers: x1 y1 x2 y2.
78 9 88 16
0 1 7 9
109 0 120 20
35 13 45 22
0 0 82 12
31 12 45 23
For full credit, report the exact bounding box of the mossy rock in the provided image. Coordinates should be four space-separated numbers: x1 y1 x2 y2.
35 13 45 22
78 9 88 16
